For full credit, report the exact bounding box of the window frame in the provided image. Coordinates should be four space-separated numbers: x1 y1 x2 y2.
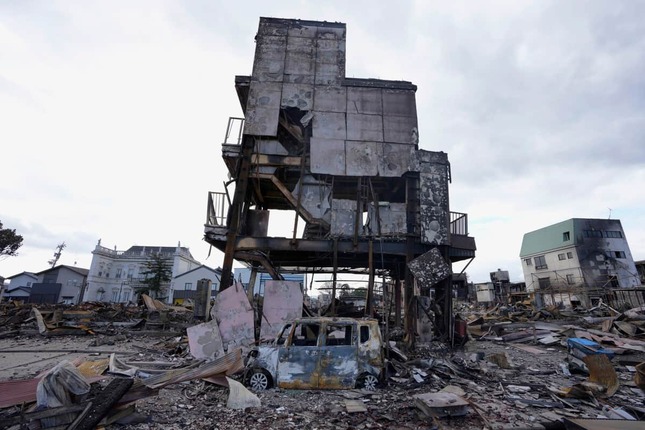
534 255 547 270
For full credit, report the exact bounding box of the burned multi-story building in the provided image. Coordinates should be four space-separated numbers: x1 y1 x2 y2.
204 17 476 339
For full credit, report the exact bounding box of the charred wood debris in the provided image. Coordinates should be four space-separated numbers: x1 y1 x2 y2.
1 298 645 430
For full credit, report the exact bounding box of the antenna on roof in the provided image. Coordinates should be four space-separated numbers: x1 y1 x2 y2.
608 208 612 219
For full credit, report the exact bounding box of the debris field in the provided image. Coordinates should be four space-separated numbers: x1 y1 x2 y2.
2 299 645 429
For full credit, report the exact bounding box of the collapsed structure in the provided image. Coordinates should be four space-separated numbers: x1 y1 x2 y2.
204 17 476 340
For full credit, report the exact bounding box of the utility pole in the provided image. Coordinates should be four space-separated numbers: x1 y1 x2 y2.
48 242 66 268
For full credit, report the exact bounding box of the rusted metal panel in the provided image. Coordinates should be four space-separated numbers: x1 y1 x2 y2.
318 344 359 389
187 319 225 360
312 111 346 140
244 81 282 136
310 137 345 174
317 25 346 41
313 86 347 113
347 87 382 115
382 89 417 117
277 346 320 389
210 284 255 351
259 280 303 341
383 114 418 144
315 37 345 86
287 23 318 39
292 174 332 221
378 142 414 177
408 248 452 287
366 202 407 236
284 36 315 84
257 19 289 37
281 83 314 110
346 140 379 176
252 35 286 82
347 113 383 142
418 151 450 245
331 199 356 237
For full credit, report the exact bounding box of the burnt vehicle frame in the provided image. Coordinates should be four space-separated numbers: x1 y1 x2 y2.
244 317 385 391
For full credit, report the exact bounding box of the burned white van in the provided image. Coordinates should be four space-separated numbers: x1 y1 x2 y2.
244 317 385 391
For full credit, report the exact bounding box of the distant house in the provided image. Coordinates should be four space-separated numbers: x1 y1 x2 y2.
520 218 641 307
1 271 38 302
85 240 204 304
169 265 222 304
30 265 89 304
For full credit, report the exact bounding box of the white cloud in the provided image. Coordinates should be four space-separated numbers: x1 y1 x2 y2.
2 1 644 284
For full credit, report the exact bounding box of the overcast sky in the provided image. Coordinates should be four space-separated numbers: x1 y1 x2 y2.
2 1 644 287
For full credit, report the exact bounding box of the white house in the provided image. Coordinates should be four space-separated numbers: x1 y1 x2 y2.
1 271 37 302
169 265 222 304
85 240 202 304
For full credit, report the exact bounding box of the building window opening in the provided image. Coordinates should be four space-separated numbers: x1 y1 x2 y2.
558 253 566 261
563 231 570 241
534 255 547 270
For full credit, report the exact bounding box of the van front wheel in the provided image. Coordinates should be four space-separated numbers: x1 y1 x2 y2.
248 369 272 391
356 373 379 391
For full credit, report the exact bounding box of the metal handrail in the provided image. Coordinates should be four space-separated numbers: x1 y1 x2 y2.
450 211 468 236
206 191 228 226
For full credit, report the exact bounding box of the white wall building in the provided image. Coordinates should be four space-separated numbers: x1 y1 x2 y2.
85 240 202 304
169 265 221 304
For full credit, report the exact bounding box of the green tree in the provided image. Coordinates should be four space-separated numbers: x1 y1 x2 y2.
0 221 24 259
138 252 172 298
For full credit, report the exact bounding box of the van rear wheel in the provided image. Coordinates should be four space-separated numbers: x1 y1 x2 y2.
356 373 379 391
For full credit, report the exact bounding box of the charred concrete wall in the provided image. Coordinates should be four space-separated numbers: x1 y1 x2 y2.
240 18 451 240
573 219 641 288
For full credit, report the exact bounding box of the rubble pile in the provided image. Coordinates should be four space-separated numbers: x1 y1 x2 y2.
1 299 644 429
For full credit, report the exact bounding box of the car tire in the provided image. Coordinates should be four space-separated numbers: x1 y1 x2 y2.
248 368 272 391
356 373 379 391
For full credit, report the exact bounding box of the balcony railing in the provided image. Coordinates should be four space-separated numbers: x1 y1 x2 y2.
207 191 229 227
224 117 245 145
450 212 468 236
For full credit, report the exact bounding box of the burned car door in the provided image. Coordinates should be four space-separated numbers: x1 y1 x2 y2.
318 321 358 389
276 320 321 389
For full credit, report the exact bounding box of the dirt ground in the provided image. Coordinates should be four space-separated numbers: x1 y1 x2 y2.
2 326 644 430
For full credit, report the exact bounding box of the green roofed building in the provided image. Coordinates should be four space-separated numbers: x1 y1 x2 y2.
520 218 641 308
